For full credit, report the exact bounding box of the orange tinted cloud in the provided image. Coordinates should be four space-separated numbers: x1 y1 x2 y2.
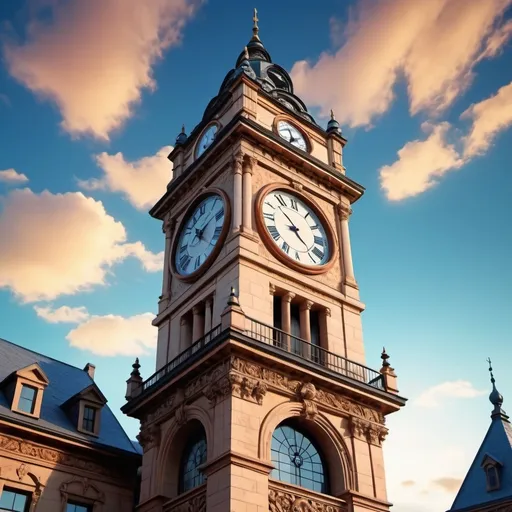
66 312 156 356
291 0 511 127
79 146 172 209
0 169 28 183
431 477 463 493
34 305 90 324
3 0 200 140
0 188 163 302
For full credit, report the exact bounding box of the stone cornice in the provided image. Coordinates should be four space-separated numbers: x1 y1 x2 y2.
201 450 274 477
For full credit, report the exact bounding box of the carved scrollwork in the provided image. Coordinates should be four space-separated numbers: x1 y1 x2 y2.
269 487 347 512
349 417 388 446
137 424 161 451
173 492 206 512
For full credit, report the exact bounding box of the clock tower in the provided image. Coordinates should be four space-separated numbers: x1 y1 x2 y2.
123 11 406 512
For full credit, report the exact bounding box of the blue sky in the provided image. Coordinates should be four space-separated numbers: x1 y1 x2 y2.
1 1 512 511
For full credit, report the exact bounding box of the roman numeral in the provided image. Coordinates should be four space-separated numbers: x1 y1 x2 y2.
263 213 274 221
215 209 224 221
312 246 324 260
282 241 290 254
275 194 287 206
268 225 280 241
265 202 275 209
314 235 324 246
212 226 222 241
179 254 191 270
194 255 201 270
295 251 300 260
179 245 187 254
309 224 319 230
199 203 206 215
290 199 298 210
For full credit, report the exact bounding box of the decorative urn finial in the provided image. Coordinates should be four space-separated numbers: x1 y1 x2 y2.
175 124 188 145
487 358 508 420
327 109 342 135
381 347 390 368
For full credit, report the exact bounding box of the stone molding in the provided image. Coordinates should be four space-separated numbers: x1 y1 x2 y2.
59 476 105 510
201 450 274 477
0 433 117 478
137 424 161 451
167 485 206 512
269 483 347 512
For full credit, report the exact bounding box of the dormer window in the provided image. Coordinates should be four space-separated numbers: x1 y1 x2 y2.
61 383 106 437
481 454 502 492
0 363 50 419
18 384 37 414
82 406 97 433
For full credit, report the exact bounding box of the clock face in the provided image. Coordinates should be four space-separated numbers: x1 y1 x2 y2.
261 190 329 266
277 120 307 152
174 194 225 276
196 124 218 158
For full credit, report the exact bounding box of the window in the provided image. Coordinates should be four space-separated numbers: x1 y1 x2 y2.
179 430 207 493
82 406 96 433
271 422 328 494
486 465 500 491
66 502 92 512
17 385 37 414
0 487 30 512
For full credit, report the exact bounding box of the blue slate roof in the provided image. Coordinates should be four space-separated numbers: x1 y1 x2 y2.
450 394 512 510
0 337 139 456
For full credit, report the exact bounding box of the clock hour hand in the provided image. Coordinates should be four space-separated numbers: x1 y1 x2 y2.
279 207 308 248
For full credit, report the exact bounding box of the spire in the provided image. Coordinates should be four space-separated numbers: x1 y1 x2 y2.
487 358 509 421
252 8 260 41
175 124 188 145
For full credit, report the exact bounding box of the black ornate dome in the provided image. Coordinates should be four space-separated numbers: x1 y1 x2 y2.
202 9 317 126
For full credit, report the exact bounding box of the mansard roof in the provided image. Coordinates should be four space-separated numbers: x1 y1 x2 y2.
0 337 139 456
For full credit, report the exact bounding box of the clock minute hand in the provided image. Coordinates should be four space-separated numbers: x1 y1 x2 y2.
279 207 309 248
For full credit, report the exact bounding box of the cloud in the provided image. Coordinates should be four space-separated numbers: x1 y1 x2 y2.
34 305 90 323
0 169 29 184
431 477 463 493
291 0 512 127
415 380 486 408
379 123 464 201
3 0 200 140
79 146 172 209
401 480 416 487
462 81 512 158
0 188 163 302
66 312 156 356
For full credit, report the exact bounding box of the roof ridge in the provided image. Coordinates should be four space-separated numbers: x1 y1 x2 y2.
0 337 92 377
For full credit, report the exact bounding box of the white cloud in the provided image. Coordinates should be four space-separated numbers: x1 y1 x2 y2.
0 188 163 302
291 0 512 127
66 312 156 356
34 305 90 323
0 169 29 184
379 123 464 201
462 81 512 158
3 0 201 139
415 380 486 408
431 477 463 493
79 146 172 210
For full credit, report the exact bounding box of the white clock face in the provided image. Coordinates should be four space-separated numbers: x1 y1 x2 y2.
277 120 307 151
262 190 329 266
196 124 218 158
175 194 225 275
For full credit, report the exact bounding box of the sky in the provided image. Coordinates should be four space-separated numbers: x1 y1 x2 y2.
0 1 511 511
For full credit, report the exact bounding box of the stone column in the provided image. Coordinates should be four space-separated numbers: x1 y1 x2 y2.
319 307 330 367
281 292 295 351
159 217 175 311
300 300 313 359
232 152 243 234
242 156 255 234
339 205 356 284
192 304 204 342
180 316 190 350
204 296 213 333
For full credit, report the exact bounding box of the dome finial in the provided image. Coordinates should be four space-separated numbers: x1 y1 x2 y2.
252 8 260 41
327 108 342 135
487 357 508 421
330 109 335 120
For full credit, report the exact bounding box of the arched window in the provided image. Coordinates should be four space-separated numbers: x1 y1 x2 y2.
179 428 207 493
271 421 328 494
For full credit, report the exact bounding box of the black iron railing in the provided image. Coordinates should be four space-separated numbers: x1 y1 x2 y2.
246 317 385 390
142 324 222 391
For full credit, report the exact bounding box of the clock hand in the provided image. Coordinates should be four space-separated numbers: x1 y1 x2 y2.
279 208 309 248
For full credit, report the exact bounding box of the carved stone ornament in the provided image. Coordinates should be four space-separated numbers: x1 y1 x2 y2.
60 476 105 506
299 383 318 421
291 181 303 191
269 487 347 512
232 151 244 174
0 434 114 477
174 403 188 427
203 370 268 406
174 492 206 512
337 204 352 221
145 394 176 425
136 424 161 451
16 463 28 480
349 417 388 446
231 357 385 424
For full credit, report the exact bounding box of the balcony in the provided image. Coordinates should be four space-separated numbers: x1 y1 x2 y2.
139 318 384 396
